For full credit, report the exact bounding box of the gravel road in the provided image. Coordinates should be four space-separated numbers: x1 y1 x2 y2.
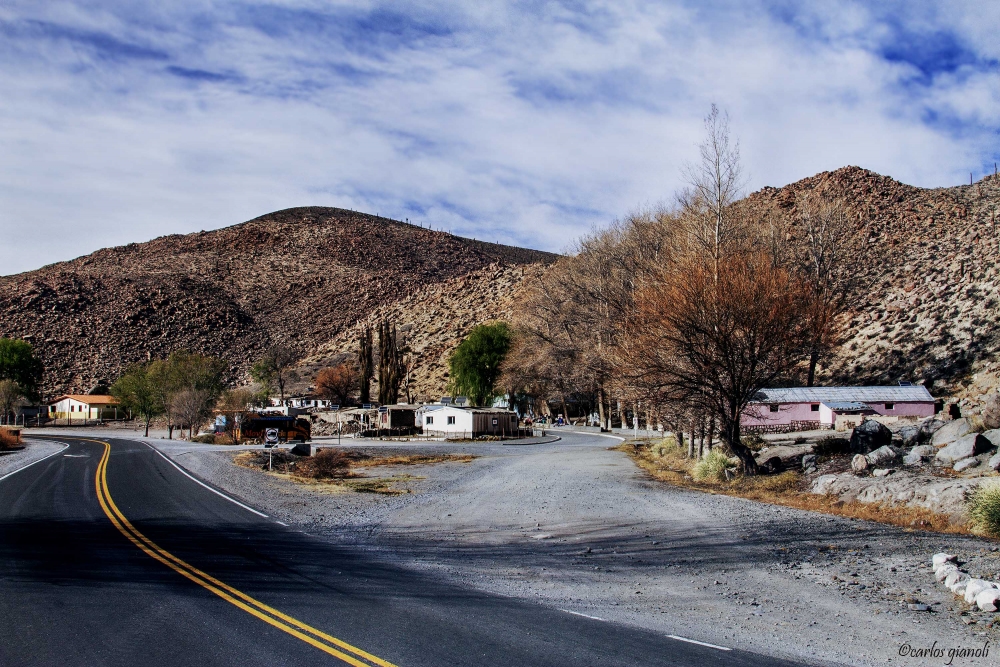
0 438 66 478
38 428 1000 666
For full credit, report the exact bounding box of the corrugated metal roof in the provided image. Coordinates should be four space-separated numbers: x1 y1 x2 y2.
752 386 934 403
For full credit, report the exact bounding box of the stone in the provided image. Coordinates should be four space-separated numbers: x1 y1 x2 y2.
801 454 817 470
932 418 972 447
932 553 957 568
902 452 923 466
935 563 959 581
953 457 980 472
759 456 784 474
944 570 969 589
873 468 893 477
850 419 893 454
911 444 937 458
936 433 992 464
989 451 1000 471
918 418 945 441
898 424 922 447
866 445 899 467
851 454 869 473
290 442 312 456
982 429 1000 448
976 589 1000 612
907 603 931 611
964 579 997 604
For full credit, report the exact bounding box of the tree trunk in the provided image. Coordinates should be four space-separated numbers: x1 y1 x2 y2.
723 419 758 475
687 418 695 458
144 415 151 438
707 417 715 452
168 424 174 439
807 346 820 387
597 386 607 431
561 393 569 425
698 418 705 458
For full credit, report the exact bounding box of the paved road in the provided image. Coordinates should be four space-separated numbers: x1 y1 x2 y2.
0 435 805 667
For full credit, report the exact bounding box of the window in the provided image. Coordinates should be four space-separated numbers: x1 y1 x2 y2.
810 404 820 412
884 403 894 410
769 404 780 413
492 418 499 425
426 416 433 425
447 416 456 425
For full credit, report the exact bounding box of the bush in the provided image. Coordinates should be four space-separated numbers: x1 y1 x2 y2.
813 436 850 456
967 481 1000 537
0 428 21 449
305 448 350 479
190 434 218 444
742 433 766 452
692 450 738 482
651 436 678 457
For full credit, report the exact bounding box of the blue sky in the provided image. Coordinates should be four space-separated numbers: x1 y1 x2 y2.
1 1 998 274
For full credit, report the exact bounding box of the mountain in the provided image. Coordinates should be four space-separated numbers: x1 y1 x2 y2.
743 166 1000 407
0 207 557 398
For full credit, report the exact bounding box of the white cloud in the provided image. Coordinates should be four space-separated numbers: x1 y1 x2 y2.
0 0 997 274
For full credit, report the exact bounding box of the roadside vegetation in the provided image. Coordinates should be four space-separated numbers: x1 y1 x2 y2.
0 427 22 449
620 438 970 535
234 448 474 495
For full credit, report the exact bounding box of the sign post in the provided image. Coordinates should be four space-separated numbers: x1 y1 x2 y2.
265 428 279 470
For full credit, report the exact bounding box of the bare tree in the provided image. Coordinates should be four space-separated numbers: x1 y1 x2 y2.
251 346 298 404
216 388 257 444
619 253 813 474
679 104 747 281
169 388 212 439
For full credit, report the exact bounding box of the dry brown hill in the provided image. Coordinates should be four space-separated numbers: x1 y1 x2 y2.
0 207 557 397
744 166 1000 407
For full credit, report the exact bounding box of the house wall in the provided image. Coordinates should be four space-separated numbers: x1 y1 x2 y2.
744 400 936 431
423 407 473 434
49 398 120 420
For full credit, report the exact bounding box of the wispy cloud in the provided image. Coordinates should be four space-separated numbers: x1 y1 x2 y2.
0 0 997 274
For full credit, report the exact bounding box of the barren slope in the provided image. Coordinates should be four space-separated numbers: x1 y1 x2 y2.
0 207 557 396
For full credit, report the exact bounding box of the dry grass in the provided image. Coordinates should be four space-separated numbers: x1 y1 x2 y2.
619 440 969 536
0 428 22 449
234 449 474 495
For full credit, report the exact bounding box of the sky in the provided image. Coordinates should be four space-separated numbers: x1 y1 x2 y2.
1 1 998 275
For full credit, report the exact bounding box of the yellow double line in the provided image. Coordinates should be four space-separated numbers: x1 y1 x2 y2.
92 439 397 667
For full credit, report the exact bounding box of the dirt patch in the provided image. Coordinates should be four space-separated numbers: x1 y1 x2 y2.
620 440 974 536
233 448 474 495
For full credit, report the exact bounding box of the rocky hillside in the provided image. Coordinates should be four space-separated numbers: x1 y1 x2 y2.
745 167 1000 407
0 207 557 397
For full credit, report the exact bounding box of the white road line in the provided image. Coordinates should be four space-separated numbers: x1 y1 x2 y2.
667 635 732 651
137 440 269 518
0 442 70 483
560 609 607 621
275 521 288 526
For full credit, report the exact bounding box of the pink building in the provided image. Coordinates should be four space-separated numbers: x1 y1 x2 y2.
742 385 936 433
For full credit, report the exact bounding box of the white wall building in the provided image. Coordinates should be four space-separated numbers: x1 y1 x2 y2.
420 406 519 437
48 395 120 421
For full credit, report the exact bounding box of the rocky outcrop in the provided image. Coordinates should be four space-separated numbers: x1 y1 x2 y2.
849 419 892 454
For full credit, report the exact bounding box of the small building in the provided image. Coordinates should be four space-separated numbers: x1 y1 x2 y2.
421 406 519 437
277 395 334 410
377 404 419 430
48 395 121 421
742 385 936 433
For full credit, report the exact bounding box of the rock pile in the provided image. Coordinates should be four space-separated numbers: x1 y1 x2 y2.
931 553 1000 612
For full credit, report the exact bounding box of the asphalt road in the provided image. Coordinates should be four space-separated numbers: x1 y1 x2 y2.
0 436 807 667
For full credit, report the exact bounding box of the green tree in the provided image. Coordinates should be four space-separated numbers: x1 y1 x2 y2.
160 351 225 438
448 322 513 407
251 345 298 404
111 363 164 437
0 338 43 400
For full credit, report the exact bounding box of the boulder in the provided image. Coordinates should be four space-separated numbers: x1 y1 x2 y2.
918 418 945 441
898 424 922 447
801 454 817 470
931 418 972 447
931 553 956 568
953 457 980 472
850 420 892 454
989 451 1000 472
851 454 869 473
964 579 997 604
910 445 937 458
976 588 1000 612
944 570 969 589
759 456 784 474
866 445 899 467
936 433 992 464
902 452 921 466
982 429 1000 448
935 563 959 581
872 468 893 477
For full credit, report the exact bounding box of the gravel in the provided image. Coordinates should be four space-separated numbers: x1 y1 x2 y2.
52 428 1000 666
0 438 66 477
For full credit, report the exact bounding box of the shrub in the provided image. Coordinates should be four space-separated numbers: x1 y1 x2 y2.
651 436 678 457
306 448 350 479
692 450 738 482
813 436 850 456
742 433 766 452
0 428 21 449
967 481 1000 537
190 434 218 444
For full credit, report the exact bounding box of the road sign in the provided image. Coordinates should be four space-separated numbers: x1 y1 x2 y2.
264 428 279 447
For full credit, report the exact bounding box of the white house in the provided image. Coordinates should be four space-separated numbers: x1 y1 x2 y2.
49 395 120 421
421 405 519 437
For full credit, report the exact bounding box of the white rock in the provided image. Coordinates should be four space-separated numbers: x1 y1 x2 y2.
964 579 997 604
851 454 869 472
932 418 972 447
936 433 992 464
902 452 923 465
931 552 957 568
988 451 1000 472
950 580 969 595
954 457 981 472
935 563 959 581
976 588 1000 612
944 570 969 589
